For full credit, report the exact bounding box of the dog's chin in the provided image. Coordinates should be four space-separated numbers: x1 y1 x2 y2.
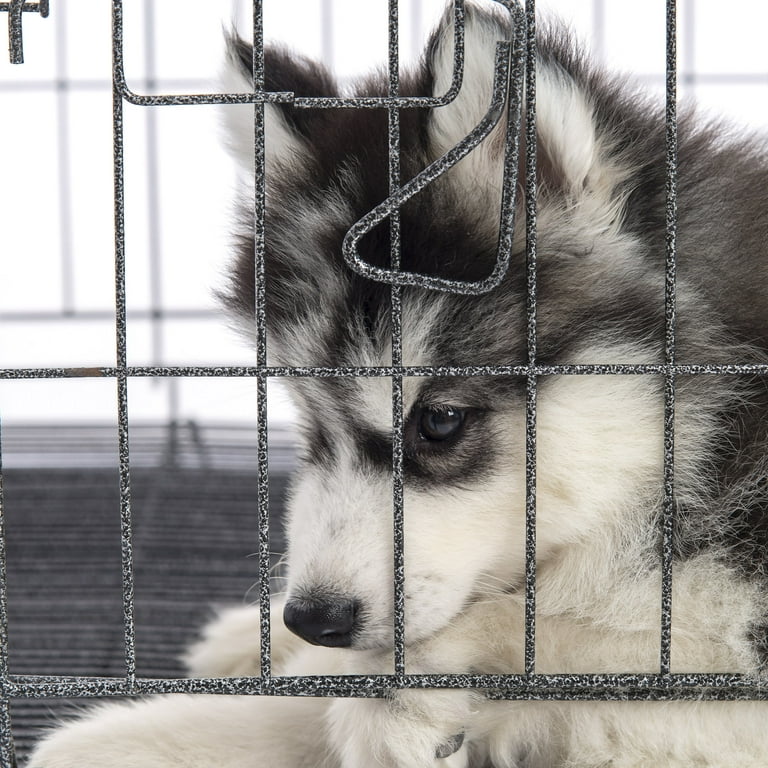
347 614 459 653
347 635 394 652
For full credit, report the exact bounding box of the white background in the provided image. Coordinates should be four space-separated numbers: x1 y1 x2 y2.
1 0 767 430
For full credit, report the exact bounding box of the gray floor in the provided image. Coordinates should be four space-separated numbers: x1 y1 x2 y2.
2 424 293 765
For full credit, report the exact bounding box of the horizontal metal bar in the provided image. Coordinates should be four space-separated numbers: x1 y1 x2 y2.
4 672 767 700
115 89 473 110
110 0 466 109
2 364 768 380
0 2 45 13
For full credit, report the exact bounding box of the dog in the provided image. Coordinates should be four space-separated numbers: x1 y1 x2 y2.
29 2 768 766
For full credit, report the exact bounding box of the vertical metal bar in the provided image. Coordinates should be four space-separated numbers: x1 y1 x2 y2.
251 0 271 688
8 0 23 64
0 701 15 768
111 0 137 687
256 372 270 685
0 420 17 768
660 0 678 678
388 0 406 680
523 0 538 678
54 5 75 315
0 420 7 684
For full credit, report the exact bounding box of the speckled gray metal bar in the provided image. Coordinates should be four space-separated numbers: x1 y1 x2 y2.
659 0 678 679
0 420 17 768
6 672 768 700
118 91 480 110
4 0 50 64
0 701 14 768
110 1 466 110
523 0 538 679
250 0 272 688
495 2 525 300
4 363 768 380
341 38 524 294
7 0 23 63
111 0 137 688
0 420 8 686
387 0 407 678
0 1 45 10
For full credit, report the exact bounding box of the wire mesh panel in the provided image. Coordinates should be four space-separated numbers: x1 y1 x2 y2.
4 1 768 767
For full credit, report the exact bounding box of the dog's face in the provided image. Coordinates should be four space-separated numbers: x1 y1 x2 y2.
221 3 678 650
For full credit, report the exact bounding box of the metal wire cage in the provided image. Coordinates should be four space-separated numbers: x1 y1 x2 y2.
4 1 768 766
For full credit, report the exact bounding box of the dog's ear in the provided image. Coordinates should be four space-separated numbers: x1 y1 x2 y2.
425 2 512 189
220 35 353 365
220 34 338 173
425 2 625 204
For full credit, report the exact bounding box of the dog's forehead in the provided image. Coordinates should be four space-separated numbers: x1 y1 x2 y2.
283 336 441 437
284 375 410 440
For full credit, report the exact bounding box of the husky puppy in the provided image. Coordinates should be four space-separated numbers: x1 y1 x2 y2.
30 2 768 767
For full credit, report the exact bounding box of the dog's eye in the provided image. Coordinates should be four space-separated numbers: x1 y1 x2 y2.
417 407 466 442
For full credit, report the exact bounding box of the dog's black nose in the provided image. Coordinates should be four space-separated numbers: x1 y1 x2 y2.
283 595 359 648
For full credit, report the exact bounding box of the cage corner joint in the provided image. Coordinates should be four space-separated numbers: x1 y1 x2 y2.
2 0 49 64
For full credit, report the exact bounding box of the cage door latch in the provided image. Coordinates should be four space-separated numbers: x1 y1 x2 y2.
3 0 49 64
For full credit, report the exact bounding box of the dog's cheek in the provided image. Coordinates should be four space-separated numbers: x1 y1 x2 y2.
401 481 527 641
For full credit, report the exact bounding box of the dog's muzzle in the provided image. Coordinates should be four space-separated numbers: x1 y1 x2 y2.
283 594 360 648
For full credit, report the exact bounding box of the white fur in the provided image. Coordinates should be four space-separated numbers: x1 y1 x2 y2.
28 588 768 768
429 3 630 236
428 3 511 202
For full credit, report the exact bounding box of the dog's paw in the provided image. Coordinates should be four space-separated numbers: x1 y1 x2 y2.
27 698 193 768
327 689 476 768
27 693 334 768
184 598 304 677
183 604 264 677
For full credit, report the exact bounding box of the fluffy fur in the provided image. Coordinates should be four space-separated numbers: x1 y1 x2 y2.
29 2 768 766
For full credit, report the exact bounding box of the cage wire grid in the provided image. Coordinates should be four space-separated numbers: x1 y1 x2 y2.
4 0 768 766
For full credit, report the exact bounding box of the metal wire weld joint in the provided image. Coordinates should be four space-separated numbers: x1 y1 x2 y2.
3 0 48 64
